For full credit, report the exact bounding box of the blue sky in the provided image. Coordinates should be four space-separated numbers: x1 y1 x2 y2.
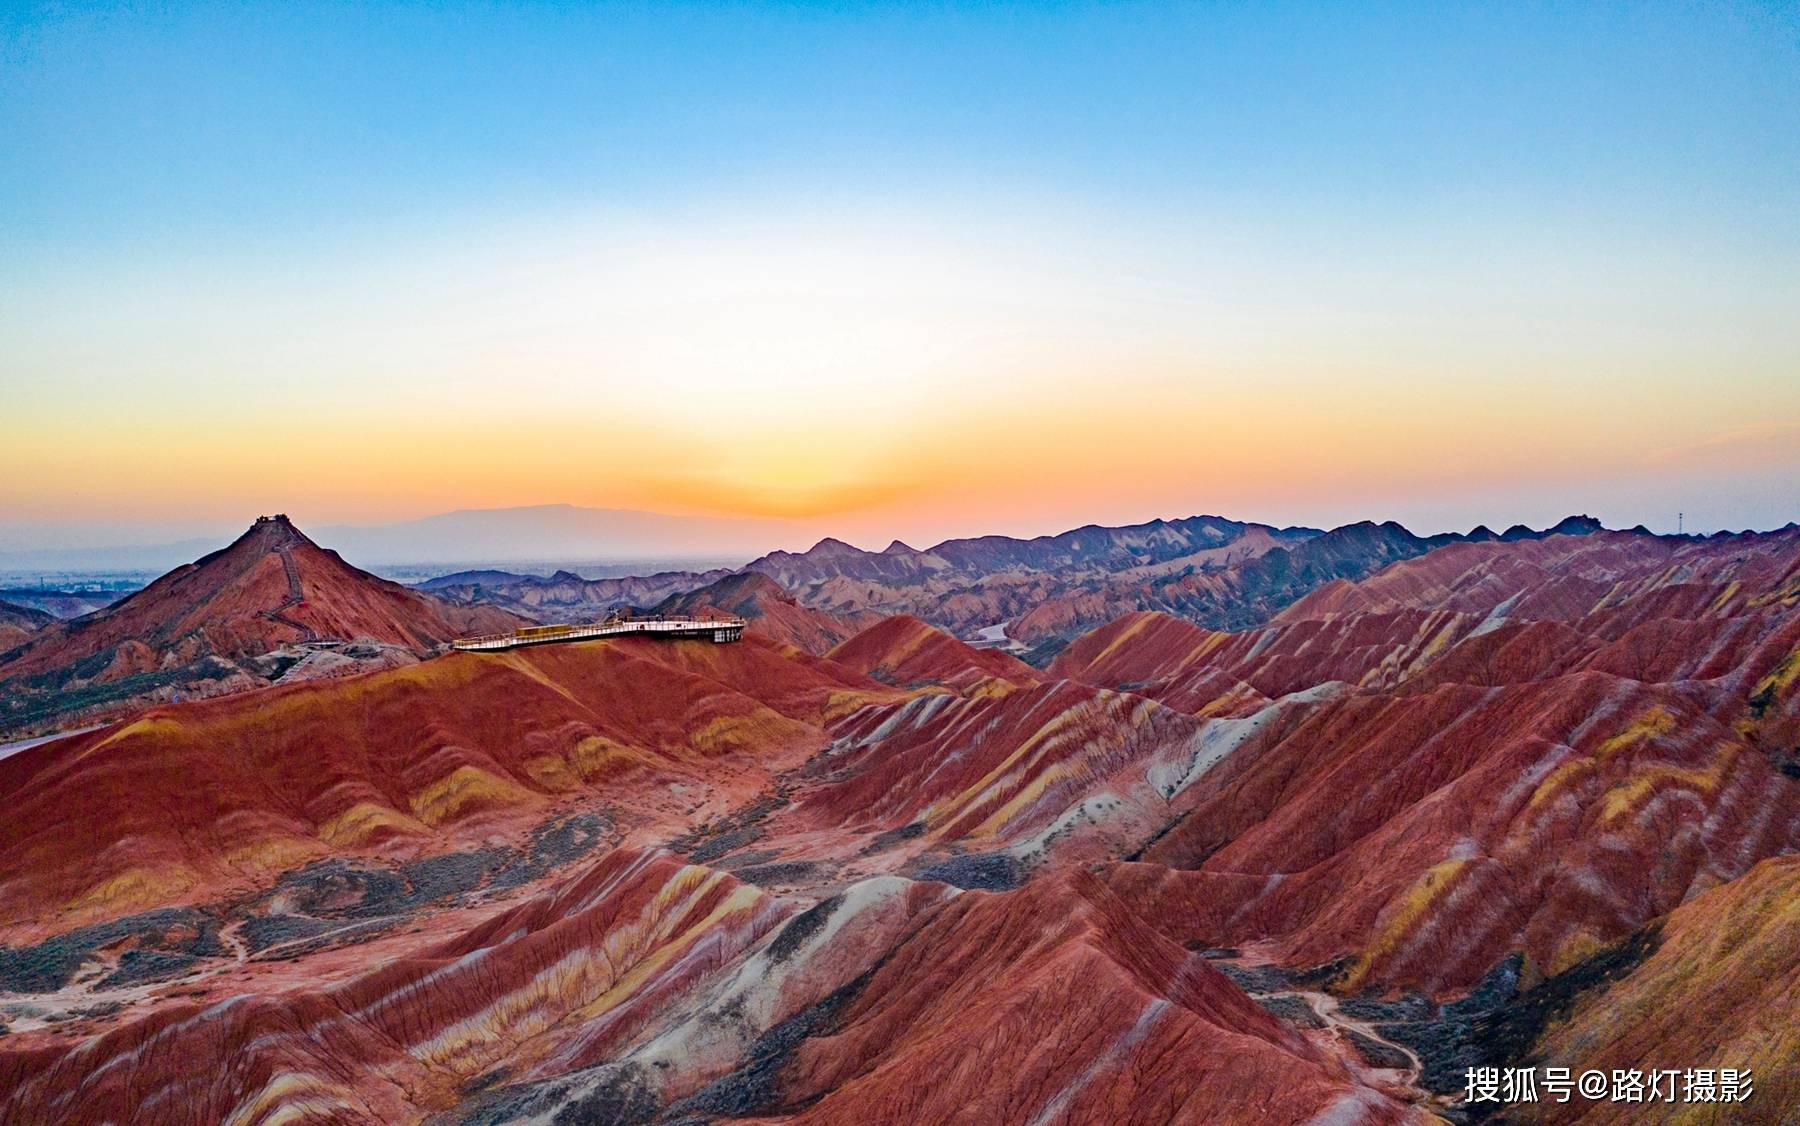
7 3 1796 242
3 2 1797 547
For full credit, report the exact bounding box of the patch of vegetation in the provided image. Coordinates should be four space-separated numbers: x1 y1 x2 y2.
263 846 507 925
96 950 201 989
239 914 336 954
733 861 823 888
249 917 397 960
862 821 926 854
687 828 762 865
1345 1028 1415 1070
0 657 236 731
915 851 1023 890
237 811 613 959
489 812 610 890
664 971 872 1120
718 849 781 870
673 785 791 865
1357 932 1659 1110
765 896 843 964
1463 929 1662 1083
399 848 511 905
453 1062 662 1126
0 907 222 993
1255 993 1326 1029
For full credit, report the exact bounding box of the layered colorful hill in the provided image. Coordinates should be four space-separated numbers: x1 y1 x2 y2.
420 565 732 622
417 512 1615 660
0 598 54 651
2 522 1796 1123
1515 853 1800 1122
825 614 1039 692
734 514 1610 654
0 515 522 736
739 515 1322 645
0 632 897 935
652 571 870 655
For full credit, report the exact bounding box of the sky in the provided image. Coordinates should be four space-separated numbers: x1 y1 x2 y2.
3 0 1798 558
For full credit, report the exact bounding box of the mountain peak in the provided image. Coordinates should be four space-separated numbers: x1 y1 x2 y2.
234 513 313 552
806 537 864 557
0 514 522 733
1546 514 1606 536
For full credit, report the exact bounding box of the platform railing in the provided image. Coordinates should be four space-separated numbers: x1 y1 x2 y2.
451 616 748 652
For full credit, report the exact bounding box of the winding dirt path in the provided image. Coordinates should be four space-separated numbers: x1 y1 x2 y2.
218 920 250 964
1295 988 1424 1080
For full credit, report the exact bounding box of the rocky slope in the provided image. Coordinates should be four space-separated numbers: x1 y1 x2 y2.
1 522 1795 1123
0 516 521 737
740 514 1608 653
0 598 55 651
651 571 872 656
420 565 732 622
824 614 1040 693
1514 854 1800 1123
418 513 1613 659
740 515 1318 643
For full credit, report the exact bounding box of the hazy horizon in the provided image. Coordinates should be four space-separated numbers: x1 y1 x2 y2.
3 497 1793 580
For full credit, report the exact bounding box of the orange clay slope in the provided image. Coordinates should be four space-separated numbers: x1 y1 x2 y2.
0 632 898 937
3 525 1797 1124
0 598 55 650
0 847 793 1124
1512 853 1800 1125
578 530 1799 1005
825 613 1041 692
1071 530 1800 992
652 570 873 656
760 866 1424 1126
0 613 1424 1126
0 850 1426 1126
0 515 523 735
1047 606 1483 715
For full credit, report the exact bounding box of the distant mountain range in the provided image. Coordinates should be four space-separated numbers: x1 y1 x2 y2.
422 567 875 655
420 565 733 614
733 512 1612 652
0 506 1641 736
0 503 1675 576
405 511 1618 662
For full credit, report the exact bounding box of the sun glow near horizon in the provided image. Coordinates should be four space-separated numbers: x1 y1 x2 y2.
6 198 1795 536
3 2 1798 545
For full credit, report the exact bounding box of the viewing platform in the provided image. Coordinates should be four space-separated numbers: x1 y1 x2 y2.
451 616 746 652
